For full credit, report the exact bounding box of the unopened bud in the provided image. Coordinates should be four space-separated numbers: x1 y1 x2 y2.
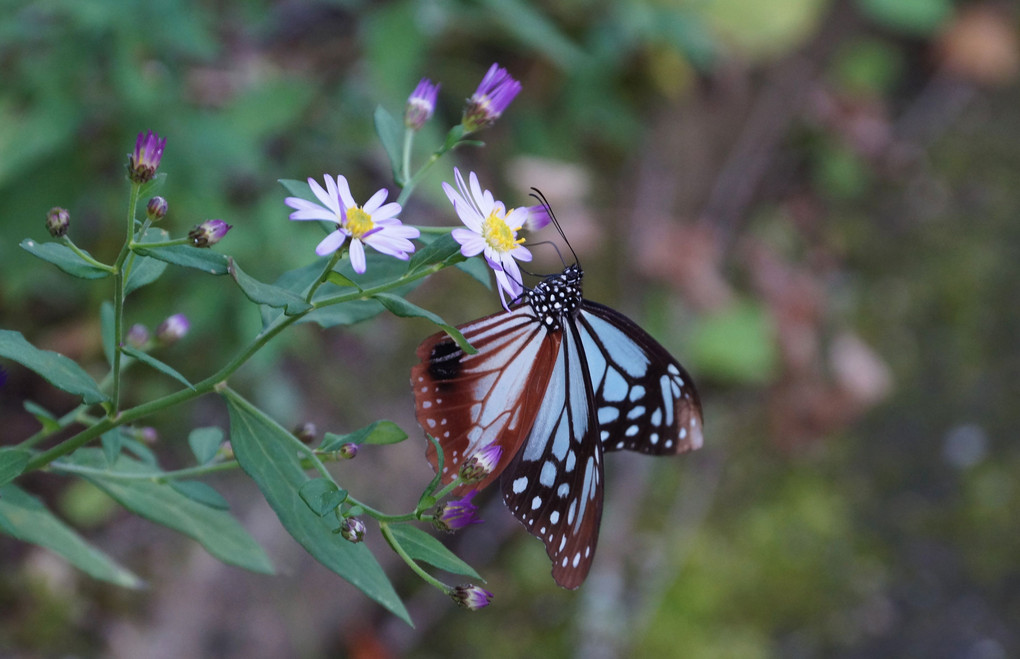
146 196 168 222
46 207 70 238
340 517 366 543
156 314 189 345
188 219 232 247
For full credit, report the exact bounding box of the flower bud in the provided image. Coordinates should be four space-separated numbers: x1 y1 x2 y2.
459 445 502 484
292 422 318 444
188 219 232 247
340 517 366 543
0 365 8 389
137 427 159 445
46 207 70 238
450 584 493 610
126 323 150 348
156 314 189 345
338 443 358 460
405 78 439 131
146 196 168 222
461 63 521 133
127 130 166 184
433 491 481 533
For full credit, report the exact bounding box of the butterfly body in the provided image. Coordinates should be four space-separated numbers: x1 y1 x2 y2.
413 265 702 588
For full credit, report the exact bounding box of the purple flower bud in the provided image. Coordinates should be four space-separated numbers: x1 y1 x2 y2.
459 445 502 484
127 130 166 183
338 443 359 460
450 584 493 611
46 207 70 238
433 491 481 533
156 314 189 345
292 422 318 444
126 323 150 348
137 427 159 445
340 517 366 543
462 63 521 133
523 204 552 232
188 219 232 247
147 196 168 222
405 78 440 131
0 365 8 389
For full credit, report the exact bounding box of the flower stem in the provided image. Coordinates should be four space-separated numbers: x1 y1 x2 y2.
110 182 142 413
380 522 450 591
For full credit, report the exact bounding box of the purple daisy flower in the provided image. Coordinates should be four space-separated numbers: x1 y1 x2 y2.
462 63 521 133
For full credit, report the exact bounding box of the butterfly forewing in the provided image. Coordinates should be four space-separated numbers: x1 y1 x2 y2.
412 307 561 493
500 323 604 589
579 301 704 456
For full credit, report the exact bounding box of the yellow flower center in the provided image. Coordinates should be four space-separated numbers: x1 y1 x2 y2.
345 207 374 238
481 209 523 252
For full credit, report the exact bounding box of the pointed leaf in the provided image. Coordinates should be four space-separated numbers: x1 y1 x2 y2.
125 228 171 295
101 429 122 465
320 420 408 451
228 258 312 315
387 524 482 579
373 105 405 182
224 390 411 624
0 330 108 404
133 244 230 275
455 256 494 290
65 449 273 575
168 480 231 510
298 478 349 517
407 232 463 274
19 239 112 279
0 483 143 588
188 427 224 465
373 293 476 354
122 345 194 389
0 448 31 487
279 178 312 198
23 401 61 433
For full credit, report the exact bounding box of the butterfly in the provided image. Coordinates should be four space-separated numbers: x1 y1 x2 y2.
412 256 703 589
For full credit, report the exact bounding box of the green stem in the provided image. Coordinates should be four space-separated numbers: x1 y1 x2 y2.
401 128 414 186
380 522 450 591
61 238 116 273
51 459 239 481
109 183 142 414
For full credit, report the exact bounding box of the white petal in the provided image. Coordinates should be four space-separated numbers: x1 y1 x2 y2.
315 230 346 256
452 200 483 233
309 177 340 216
372 201 401 221
349 239 367 273
336 175 357 211
364 188 389 214
452 229 485 257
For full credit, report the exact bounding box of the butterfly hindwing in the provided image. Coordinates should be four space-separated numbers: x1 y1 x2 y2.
500 322 603 589
412 308 562 493
578 301 704 456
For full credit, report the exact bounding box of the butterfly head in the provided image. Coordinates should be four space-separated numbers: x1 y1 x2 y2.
524 264 584 331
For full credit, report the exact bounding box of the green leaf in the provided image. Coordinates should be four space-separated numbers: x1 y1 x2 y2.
0 448 31 487
125 228 171 295
23 400 61 433
228 258 312 315
298 478 349 517
100 301 115 367
168 480 231 510
387 524 482 580
101 429 122 465
407 232 464 275
19 238 112 279
133 244 230 275
373 105 405 182
0 483 143 588
137 172 167 200
320 420 408 451
122 345 194 389
224 390 410 624
0 329 108 405
188 427 224 465
326 271 360 289
67 449 273 575
373 293 475 354
456 256 495 290
278 178 311 198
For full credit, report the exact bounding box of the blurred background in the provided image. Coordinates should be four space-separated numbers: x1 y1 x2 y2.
2 0 1019 657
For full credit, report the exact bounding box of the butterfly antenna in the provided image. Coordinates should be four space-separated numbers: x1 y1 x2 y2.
529 188 580 267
